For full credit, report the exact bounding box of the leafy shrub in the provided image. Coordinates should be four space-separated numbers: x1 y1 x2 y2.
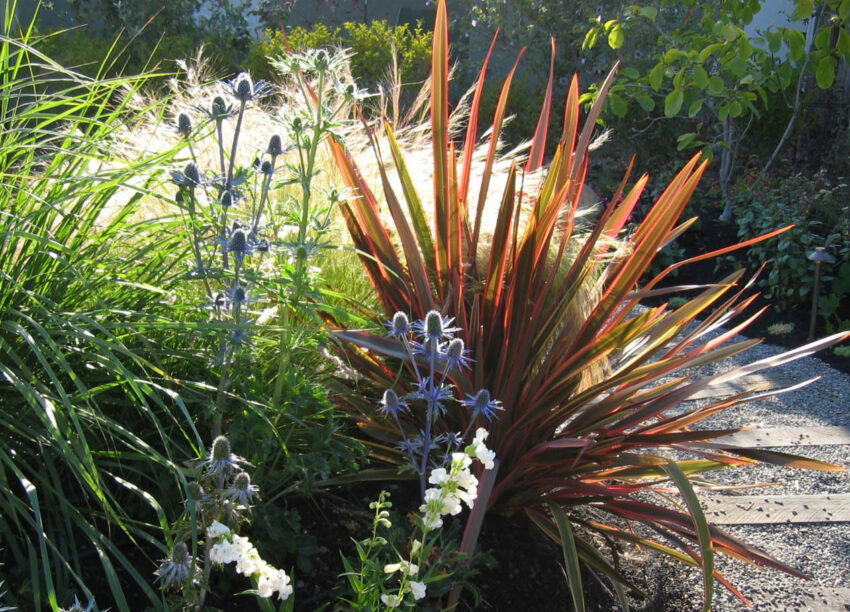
734 171 850 310
247 20 432 108
329 1 850 608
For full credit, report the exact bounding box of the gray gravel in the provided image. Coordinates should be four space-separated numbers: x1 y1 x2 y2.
608 326 850 611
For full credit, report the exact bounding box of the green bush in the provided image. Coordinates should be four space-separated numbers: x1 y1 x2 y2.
248 20 432 105
734 171 850 310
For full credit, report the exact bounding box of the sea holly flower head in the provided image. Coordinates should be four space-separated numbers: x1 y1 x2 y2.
171 162 202 189
228 471 260 506
199 435 246 476
59 596 95 612
220 227 257 266
177 111 192 137
444 337 472 371
462 389 503 422
387 311 410 338
379 388 407 416
229 72 273 103
155 542 193 589
267 134 284 156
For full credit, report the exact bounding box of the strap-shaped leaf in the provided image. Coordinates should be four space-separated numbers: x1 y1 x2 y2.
662 461 714 612
526 37 556 172
548 502 585 612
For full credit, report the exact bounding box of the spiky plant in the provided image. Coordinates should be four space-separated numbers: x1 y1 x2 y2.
328 1 849 608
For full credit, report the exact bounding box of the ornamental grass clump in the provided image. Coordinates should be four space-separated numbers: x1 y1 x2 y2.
331 0 850 608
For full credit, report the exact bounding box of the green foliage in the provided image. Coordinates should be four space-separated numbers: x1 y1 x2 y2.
248 20 432 105
0 4 203 608
733 171 850 310
338 491 484 609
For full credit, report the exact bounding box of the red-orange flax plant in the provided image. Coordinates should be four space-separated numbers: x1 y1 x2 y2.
327 0 850 607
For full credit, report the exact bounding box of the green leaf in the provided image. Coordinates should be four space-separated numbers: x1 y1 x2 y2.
548 503 585 612
793 0 814 20
677 132 698 150
665 88 684 117
609 94 628 117
816 56 837 88
841 0 850 21
609 24 624 49
837 28 850 57
693 65 709 89
688 98 704 117
640 6 658 21
663 461 714 612
766 31 782 54
649 63 665 91
583 26 599 50
636 92 656 111
729 100 743 117
784 28 806 62
722 23 739 42
621 66 640 79
707 75 725 95
604 19 618 33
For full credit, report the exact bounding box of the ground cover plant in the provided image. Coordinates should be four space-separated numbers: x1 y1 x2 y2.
330 0 850 608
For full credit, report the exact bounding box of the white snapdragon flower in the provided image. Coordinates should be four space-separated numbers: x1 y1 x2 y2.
207 529 292 600
380 593 401 608
468 427 496 470
409 580 427 600
383 560 419 576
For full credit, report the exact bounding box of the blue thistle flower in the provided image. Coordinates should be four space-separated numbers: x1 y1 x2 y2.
220 227 255 266
461 389 503 422
228 72 273 103
171 162 202 189
198 435 246 476
411 379 453 416
177 112 193 137
379 389 407 416
443 337 472 371
155 542 193 589
59 596 95 612
386 311 411 338
227 471 260 506
414 310 460 342
267 134 284 156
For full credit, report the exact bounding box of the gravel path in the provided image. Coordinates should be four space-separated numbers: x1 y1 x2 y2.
615 328 850 611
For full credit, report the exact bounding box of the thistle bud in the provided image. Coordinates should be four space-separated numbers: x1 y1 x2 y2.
228 229 247 255
234 73 253 102
267 134 283 156
219 190 234 208
260 160 273 175
424 310 443 340
447 337 464 359
211 435 231 463
177 112 192 137
183 163 200 187
391 312 410 337
186 481 204 502
211 95 228 118
380 389 405 416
